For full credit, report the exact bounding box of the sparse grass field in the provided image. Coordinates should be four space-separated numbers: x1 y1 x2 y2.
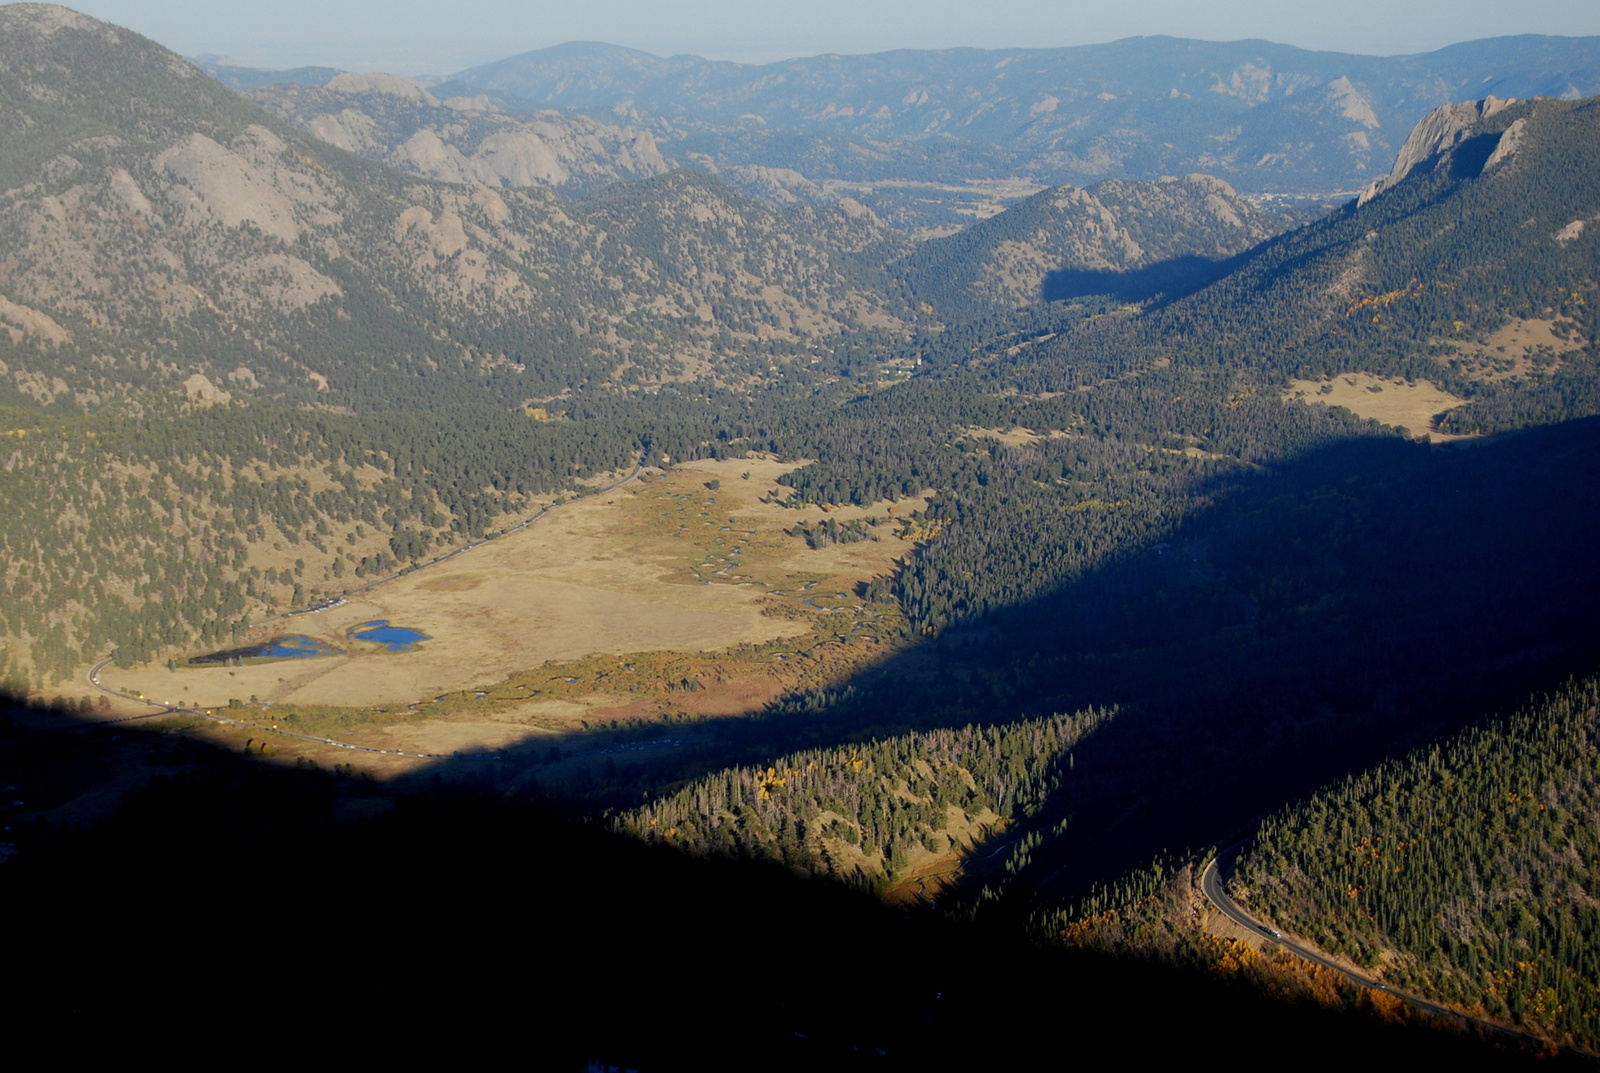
101 456 929 763
1436 317 1582 383
1283 373 1469 440
961 425 1056 447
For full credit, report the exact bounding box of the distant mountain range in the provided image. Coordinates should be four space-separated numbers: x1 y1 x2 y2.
10 2 1594 417
245 71 671 196
0 5 911 412
200 33 1600 231
439 35 1600 165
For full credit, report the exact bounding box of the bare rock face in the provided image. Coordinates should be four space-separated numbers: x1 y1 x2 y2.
1484 117 1527 171
153 124 343 242
107 168 154 218
226 365 260 388
1553 217 1593 246
181 372 231 406
1357 96 1518 205
1326 76 1381 130
322 70 437 104
0 295 71 346
248 80 671 195
394 205 469 258
719 165 826 205
156 131 304 242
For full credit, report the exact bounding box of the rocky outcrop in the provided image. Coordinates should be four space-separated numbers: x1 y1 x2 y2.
1484 117 1527 171
322 70 436 104
1357 96 1517 205
157 131 305 242
0 295 71 346
181 372 231 406
1 3 103 39
248 80 671 195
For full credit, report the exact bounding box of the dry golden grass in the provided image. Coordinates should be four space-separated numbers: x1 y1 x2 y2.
105 458 922 744
1435 317 1583 383
1283 373 1470 441
961 425 1045 447
417 574 485 593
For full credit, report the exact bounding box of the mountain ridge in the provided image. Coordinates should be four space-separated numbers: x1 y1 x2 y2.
899 173 1283 313
0 4 916 410
436 32 1600 196
245 72 672 196
216 30 1600 230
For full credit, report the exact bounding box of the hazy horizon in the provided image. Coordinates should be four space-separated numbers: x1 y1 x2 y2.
57 0 1600 77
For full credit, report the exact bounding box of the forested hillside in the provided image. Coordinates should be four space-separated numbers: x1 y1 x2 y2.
0 394 740 686
0 5 913 412
601 97 1600 954
898 173 1282 314
1004 94 1600 433
768 88 1600 643
622 707 1109 888
618 405 1600 930
1235 677 1600 1050
2 707 1528 1066
5 8 1600 1060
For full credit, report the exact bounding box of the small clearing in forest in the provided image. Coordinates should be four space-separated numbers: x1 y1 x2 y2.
1283 373 1469 441
1434 317 1582 383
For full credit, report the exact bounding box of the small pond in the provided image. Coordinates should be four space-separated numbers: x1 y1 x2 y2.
190 635 342 664
348 620 431 652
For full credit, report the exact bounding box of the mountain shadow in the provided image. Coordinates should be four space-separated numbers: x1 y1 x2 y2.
895 417 1600 906
0 694 1566 1068
1040 253 1234 304
8 416 1600 1063
462 415 1600 920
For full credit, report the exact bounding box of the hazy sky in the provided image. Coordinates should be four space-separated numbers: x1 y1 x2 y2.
66 0 1600 75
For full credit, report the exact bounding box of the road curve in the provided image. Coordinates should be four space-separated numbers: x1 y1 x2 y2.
1201 846 1540 1043
79 455 655 760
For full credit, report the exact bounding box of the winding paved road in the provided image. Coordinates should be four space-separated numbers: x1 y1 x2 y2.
82 456 651 760
1201 845 1540 1044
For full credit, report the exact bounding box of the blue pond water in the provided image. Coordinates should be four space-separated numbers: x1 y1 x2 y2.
264 635 339 658
349 620 430 651
191 635 341 664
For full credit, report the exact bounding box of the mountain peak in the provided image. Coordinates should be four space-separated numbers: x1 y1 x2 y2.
0 3 103 37
1357 95 1519 204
